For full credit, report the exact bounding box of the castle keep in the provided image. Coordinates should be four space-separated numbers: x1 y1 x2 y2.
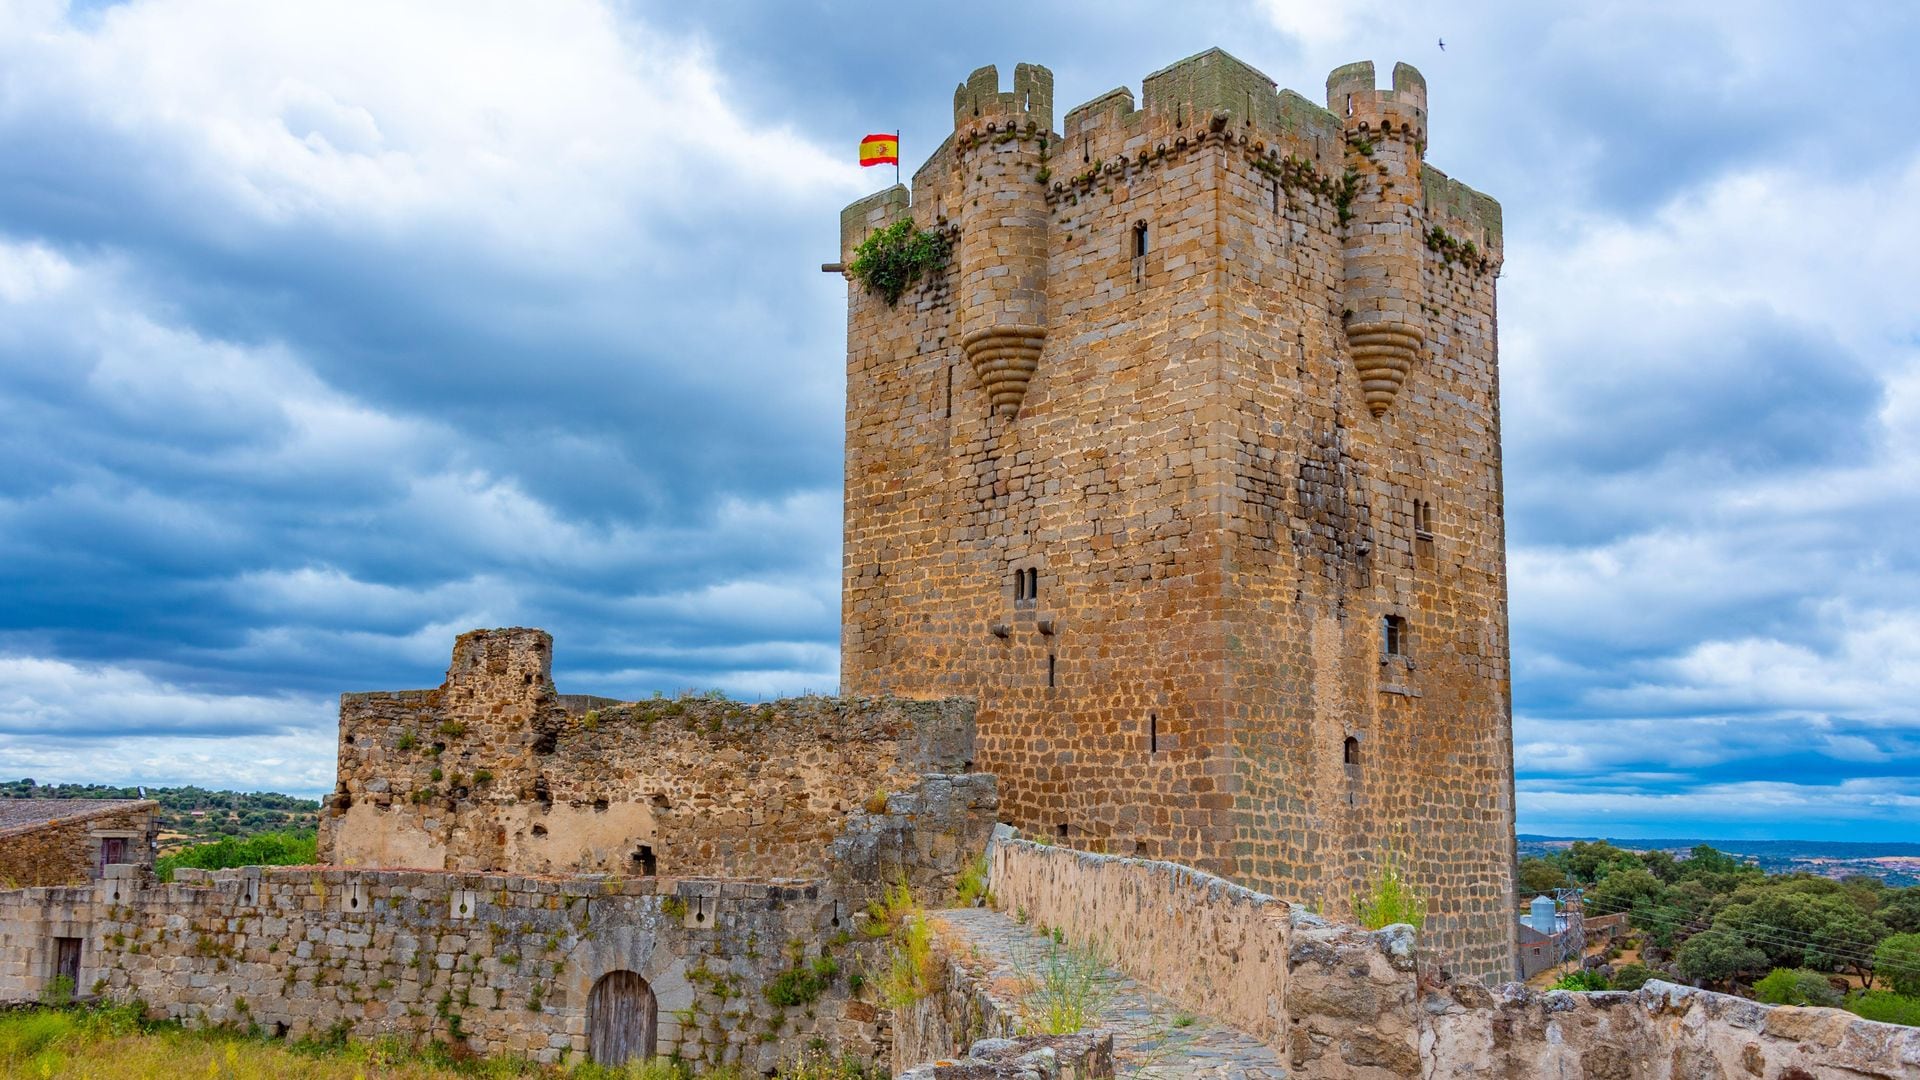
838 50 1517 979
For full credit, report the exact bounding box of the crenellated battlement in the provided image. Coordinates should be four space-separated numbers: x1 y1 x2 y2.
1327 60 1428 150
952 63 1053 131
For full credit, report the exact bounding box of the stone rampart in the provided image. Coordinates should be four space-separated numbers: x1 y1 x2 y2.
986 831 1288 1045
321 629 993 902
986 834 1920 1078
0 864 886 1071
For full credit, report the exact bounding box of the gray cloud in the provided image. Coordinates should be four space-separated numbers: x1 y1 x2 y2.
0 1 1915 841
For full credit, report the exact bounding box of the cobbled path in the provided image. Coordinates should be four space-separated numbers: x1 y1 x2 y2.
930 908 1290 1078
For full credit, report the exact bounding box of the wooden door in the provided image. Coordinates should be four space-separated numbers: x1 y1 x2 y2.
98 837 127 868
53 937 81 990
588 970 656 1065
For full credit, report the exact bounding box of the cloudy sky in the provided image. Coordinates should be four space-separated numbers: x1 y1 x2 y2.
0 0 1915 842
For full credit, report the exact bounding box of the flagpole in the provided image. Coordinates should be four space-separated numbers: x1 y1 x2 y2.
895 129 900 186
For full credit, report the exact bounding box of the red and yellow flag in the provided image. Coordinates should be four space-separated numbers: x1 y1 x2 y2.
859 133 899 167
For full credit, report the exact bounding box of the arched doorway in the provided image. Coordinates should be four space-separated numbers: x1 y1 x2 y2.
588 970 657 1065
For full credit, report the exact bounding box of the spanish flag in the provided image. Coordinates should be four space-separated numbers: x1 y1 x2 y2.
859 133 899 167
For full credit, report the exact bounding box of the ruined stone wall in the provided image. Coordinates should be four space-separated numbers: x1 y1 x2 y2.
0 802 157 887
321 630 993 901
984 837 1920 1077
0 865 887 1071
840 48 1515 982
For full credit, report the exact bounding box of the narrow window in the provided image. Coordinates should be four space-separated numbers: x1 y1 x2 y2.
1132 222 1149 259
635 845 657 876
1149 713 1159 754
1047 653 1056 688
1415 499 1434 538
1272 178 1281 215
1026 568 1039 604
1014 566 1028 604
1056 823 1070 841
1383 615 1408 658
1344 736 1360 766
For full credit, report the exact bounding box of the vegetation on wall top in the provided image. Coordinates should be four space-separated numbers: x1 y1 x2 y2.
848 219 951 306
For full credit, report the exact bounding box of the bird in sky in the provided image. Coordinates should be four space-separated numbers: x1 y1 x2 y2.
1438 38 1447 51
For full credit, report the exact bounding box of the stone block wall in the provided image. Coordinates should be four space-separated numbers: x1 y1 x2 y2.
839 47 1516 982
0 801 157 887
321 629 993 901
0 865 889 1071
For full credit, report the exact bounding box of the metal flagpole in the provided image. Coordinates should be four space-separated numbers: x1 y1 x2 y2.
895 130 900 185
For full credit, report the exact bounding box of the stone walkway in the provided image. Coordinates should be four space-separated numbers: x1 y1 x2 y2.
929 908 1289 1078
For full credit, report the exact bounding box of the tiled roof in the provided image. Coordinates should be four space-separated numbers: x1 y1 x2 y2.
0 798 156 837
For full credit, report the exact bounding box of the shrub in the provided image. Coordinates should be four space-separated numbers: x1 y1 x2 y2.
1876 933 1920 997
1753 968 1843 1008
848 218 952 305
154 830 317 882
1550 970 1610 991
764 955 839 1008
1610 963 1654 991
1847 990 1920 1026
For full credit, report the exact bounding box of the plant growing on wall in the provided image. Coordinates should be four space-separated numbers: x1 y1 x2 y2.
1352 845 1427 930
849 219 951 306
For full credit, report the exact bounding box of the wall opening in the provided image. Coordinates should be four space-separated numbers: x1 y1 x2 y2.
52 937 80 990
1014 566 1038 609
1344 735 1360 766
1415 499 1434 538
1132 221 1150 258
588 970 658 1065
1149 713 1159 754
97 836 127 869
1056 823 1069 841
1382 615 1409 658
1047 653 1056 688
634 845 657 876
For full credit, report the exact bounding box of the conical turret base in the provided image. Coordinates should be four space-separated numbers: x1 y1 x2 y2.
963 325 1045 419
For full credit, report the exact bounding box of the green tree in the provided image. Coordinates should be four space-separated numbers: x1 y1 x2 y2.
1562 841 1641 885
1675 929 1766 988
1880 890 1920 935
1590 866 1666 914
1639 849 1679 883
1517 857 1569 896
1875 933 1920 997
1805 902 1888 985
1752 968 1842 1008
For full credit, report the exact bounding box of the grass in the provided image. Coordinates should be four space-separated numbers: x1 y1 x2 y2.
0 1004 881 1078
1013 935 1112 1035
1350 846 1427 931
154 830 318 882
954 853 990 908
864 880 937 1008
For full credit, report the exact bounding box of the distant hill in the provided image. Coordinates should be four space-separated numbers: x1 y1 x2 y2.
0 779 319 850
1518 834 1920 885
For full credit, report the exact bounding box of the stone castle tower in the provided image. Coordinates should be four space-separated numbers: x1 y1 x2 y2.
836 49 1516 980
